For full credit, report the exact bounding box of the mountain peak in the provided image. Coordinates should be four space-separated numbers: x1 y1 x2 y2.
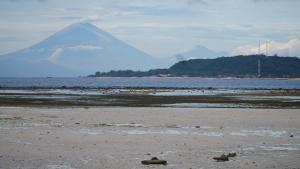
0 22 161 77
65 22 100 32
32 22 115 50
73 21 95 27
176 45 228 60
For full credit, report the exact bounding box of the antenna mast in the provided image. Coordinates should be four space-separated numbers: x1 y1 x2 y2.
258 40 261 55
258 59 261 78
265 41 268 56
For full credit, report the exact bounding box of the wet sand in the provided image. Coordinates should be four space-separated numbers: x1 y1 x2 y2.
0 107 300 169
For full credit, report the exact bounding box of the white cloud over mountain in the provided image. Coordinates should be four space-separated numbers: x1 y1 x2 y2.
231 39 300 57
47 45 103 64
67 45 103 51
48 48 63 64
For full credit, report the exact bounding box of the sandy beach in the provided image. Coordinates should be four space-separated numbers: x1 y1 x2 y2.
0 107 299 169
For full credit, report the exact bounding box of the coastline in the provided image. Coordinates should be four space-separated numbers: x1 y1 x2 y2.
1 77 300 90
1 79 299 168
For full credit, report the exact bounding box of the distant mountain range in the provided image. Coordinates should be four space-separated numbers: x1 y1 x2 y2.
89 55 300 78
0 22 163 77
1 22 299 78
174 45 228 61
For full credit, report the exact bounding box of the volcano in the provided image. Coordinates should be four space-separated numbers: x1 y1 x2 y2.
0 22 160 77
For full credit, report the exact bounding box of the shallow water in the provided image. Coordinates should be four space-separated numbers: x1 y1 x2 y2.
1 77 300 89
161 103 251 108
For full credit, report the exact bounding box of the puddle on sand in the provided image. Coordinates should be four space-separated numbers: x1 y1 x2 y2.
152 89 258 96
113 129 189 135
47 163 75 169
194 132 223 137
230 130 286 137
241 144 300 152
80 156 93 164
260 146 299 151
112 123 146 128
3 137 33 145
6 122 64 129
112 129 223 136
77 128 102 135
93 123 213 130
234 95 300 102
73 127 225 136
161 103 245 108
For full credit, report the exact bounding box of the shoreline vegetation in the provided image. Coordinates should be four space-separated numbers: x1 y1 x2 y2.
89 55 300 78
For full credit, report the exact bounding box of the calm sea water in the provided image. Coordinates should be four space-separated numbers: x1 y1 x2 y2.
0 77 300 89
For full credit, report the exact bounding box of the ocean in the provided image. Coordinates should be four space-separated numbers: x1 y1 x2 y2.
0 77 300 89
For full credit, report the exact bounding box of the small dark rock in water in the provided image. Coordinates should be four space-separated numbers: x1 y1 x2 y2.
141 157 167 165
227 152 237 157
75 122 80 125
213 154 229 162
290 134 294 138
213 152 237 162
195 126 200 128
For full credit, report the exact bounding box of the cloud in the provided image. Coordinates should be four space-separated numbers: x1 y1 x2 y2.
186 0 214 5
48 48 63 64
186 0 294 5
5 0 47 2
47 46 102 64
231 39 300 57
55 16 82 20
251 0 292 2
67 45 103 51
0 36 19 42
1 0 299 58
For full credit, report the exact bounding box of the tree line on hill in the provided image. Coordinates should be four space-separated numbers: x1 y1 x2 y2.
89 55 300 78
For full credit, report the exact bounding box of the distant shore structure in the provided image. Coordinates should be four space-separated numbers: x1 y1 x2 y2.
258 40 261 54
258 40 270 56
265 41 269 56
258 59 261 78
257 40 261 78
256 40 271 78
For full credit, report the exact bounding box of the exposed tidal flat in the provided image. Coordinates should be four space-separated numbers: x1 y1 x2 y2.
0 78 300 169
1 77 300 108
0 87 300 108
0 107 300 169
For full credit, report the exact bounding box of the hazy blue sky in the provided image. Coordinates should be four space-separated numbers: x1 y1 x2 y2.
0 0 299 57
